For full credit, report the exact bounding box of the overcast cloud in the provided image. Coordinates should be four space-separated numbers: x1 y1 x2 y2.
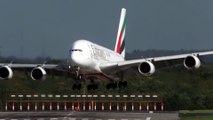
0 0 213 58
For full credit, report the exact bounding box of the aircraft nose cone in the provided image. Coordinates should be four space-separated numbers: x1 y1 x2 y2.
71 52 87 67
71 52 79 66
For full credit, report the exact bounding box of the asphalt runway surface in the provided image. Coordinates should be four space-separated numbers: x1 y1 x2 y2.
0 111 179 120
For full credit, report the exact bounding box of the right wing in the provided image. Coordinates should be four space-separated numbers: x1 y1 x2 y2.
100 51 213 76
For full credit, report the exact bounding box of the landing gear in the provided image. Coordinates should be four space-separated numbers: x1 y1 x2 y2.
106 81 127 89
72 83 82 90
75 66 82 80
87 79 98 91
106 82 118 89
87 83 98 91
72 66 82 90
118 81 127 88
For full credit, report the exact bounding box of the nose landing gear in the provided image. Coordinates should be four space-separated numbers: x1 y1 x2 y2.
72 66 82 90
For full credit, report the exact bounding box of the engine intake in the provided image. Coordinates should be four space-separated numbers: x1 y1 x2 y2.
31 67 46 80
184 55 201 69
0 66 13 80
138 61 155 76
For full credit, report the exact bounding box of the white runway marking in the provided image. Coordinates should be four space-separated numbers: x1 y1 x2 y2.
121 119 128 120
63 112 74 120
68 118 76 120
37 118 45 120
82 118 89 120
145 117 151 120
95 119 103 120
50 118 58 120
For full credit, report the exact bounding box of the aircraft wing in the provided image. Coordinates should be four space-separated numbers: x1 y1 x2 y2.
100 51 213 74
0 62 75 80
120 51 213 66
0 63 58 69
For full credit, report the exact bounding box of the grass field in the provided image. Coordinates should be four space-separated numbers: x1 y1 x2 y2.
180 110 213 114
179 110 213 120
180 117 213 120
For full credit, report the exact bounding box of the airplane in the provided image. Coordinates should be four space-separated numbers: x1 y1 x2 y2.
1 8 213 90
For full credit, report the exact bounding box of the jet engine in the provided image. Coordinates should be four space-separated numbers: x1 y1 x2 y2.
31 67 46 80
138 61 155 76
184 55 201 69
0 65 13 80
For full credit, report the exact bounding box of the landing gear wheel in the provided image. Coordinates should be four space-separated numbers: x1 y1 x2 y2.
106 82 117 89
75 74 82 80
112 82 117 89
123 81 127 87
87 84 98 91
72 83 82 90
106 83 111 89
118 81 127 88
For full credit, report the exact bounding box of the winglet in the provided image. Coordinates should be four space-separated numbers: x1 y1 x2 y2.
114 8 126 59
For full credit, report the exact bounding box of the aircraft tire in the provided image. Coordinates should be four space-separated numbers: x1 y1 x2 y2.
72 83 82 90
77 84 82 90
106 82 117 89
119 81 127 88
112 82 117 89
87 84 98 90
106 83 111 89
72 84 76 90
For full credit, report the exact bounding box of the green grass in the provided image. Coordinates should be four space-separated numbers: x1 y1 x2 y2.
180 116 213 120
180 110 213 114
180 110 213 120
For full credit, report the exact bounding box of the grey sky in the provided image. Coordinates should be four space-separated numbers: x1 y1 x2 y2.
1 0 213 58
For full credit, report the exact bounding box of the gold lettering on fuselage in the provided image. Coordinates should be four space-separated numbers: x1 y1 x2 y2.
91 45 109 61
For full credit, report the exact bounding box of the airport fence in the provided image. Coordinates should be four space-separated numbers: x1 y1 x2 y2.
3 94 164 112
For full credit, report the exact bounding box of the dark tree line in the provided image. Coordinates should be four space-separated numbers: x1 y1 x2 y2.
0 50 213 110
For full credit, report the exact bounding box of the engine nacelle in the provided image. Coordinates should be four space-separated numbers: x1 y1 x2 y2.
31 67 46 81
138 61 155 76
184 55 201 69
0 65 13 80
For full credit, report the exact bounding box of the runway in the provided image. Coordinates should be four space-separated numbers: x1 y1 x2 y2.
0 111 179 120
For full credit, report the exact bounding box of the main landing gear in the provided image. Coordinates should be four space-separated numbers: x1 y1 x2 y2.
72 83 82 90
87 83 98 91
106 81 127 89
72 67 128 91
118 81 127 88
87 79 98 91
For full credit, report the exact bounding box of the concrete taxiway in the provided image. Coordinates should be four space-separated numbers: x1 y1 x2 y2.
0 111 179 120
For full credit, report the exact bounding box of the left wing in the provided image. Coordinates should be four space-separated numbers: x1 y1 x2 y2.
100 51 213 76
0 63 72 80
0 63 58 68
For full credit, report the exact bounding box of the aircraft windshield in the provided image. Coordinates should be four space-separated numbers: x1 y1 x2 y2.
71 49 83 52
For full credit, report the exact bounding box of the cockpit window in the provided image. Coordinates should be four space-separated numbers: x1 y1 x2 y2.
71 49 83 52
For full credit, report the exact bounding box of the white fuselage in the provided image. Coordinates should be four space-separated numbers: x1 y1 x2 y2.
70 39 124 76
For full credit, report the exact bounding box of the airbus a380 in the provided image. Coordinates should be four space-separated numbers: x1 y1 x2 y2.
1 8 213 90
